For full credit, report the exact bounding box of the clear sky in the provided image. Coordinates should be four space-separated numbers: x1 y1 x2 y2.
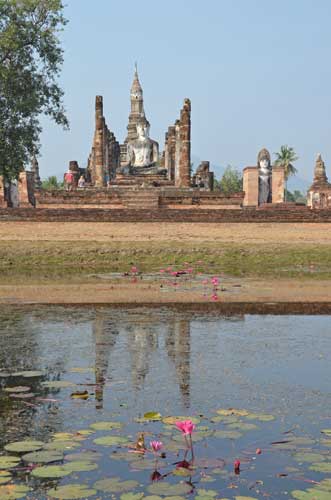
40 0 331 189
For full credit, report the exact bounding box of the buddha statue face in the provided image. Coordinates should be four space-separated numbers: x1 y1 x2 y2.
257 149 271 175
136 121 150 141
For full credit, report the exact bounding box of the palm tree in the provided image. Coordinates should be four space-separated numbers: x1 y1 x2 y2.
274 145 299 202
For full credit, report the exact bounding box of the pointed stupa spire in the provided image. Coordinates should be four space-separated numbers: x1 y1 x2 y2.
131 63 143 96
313 153 328 184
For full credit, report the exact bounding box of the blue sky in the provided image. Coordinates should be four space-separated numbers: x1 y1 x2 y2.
40 0 331 189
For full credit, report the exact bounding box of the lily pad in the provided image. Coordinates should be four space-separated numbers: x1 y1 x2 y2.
319 479 331 492
43 440 81 452
147 482 192 496
0 472 11 485
47 483 97 499
4 440 44 453
31 465 72 479
321 429 331 436
94 477 139 493
309 462 331 472
227 422 258 431
64 461 98 472
22 450 63 464
143 412 162 421
291 489 331 500
4 386 30 393
90 421 123 431
216 408 249 417
321 439 331 447
93 435 129 446
197 490 218 498
120 493 144 500
244 413 275 422
293 452 326 463
235 497 258 500
41 381 75 389
214 430 243 439
0 485 30 499
162 416 200 425
66 451 102 462
0 457 21 469
130 459 161 471
110 450 144 462
12 371 43 378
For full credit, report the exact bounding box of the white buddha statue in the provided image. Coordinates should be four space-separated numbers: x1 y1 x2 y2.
127 120 159 169
258 148 272 204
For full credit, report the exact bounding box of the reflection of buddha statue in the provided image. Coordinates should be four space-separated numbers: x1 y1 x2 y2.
127 120 159 169
258 148 272 204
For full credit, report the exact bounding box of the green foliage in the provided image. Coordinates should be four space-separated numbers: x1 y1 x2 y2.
41 175 64 190
215 165 243 195
0 0 68 180
274 145 299 180
286 190 306 204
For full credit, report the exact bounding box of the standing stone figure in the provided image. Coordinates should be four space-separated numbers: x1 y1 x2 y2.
258 148 272 204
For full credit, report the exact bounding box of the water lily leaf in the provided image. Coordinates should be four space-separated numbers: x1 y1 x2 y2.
291 489 331 500
94 477 139 493
293 452 326 463
12 371 43 378
43 440 81 452
214 430 242 439
93 435 129 446
321 439 331 447
47 483 97 499
0 457 21 469
147 482 192 496
0 472 11 485
235 497 258 500
52 433 78 441
321 429 331 436
70 391 89 400
120 493 144 500
110 450 144 462
210 415 239 424
4 440 44 453
4 386 30 393
143 412 162 421
197 489 218 497
244 413 275 422
130 459 159 470
143 497 163 500
41 381 75 389
90 421 123 431
227 422 258 431
0 484 30 499
75 429 94 437
163 497 186 500
162 416 200 425
22 450 63 464
272 437 315 449
64 461 98 472
31 465 72 479
309 462 331 472
216 408 249 417
318 479 331 492
66 451 102 462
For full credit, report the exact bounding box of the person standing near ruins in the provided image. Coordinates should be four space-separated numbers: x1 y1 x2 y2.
64 170 74 191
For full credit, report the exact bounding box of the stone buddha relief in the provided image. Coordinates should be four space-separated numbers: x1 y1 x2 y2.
258 148 272 204
127 120 159 169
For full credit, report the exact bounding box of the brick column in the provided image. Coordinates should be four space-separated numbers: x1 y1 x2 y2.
18 171 35 207
0 176 7 207
272 166 285 203
243 167 259 206
174 120 181 187
94 96 105 187
178 98 191 188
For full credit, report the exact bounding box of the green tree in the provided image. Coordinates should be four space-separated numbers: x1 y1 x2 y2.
274 145 299 202
41 175 63 190
216 166 243 195
0 0 68 181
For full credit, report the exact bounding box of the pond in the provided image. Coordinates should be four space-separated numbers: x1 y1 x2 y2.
0 307 330 500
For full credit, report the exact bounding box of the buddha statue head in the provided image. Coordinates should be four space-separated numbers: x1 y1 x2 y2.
257 148 271 174
136 119 150 141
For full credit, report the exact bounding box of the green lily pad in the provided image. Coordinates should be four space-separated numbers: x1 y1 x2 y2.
147 482 192 496
309 462 331 472
47 483 97 499
293 452 326 463
321 429 331 436
272 437 315 449
216 408 249 417
130 459 158 470
321 439 331 447
31 465 72 479
94 477 139 493
0 472 11 485
4 440 44 453
244 413 275 422
291 489 331 500
120 493 144 500
214 430 242 439
0 457 21 469
227 422 258 431
22 450 63 464
93 436 129 446
144 497 163 500
0 485 30 499
173 467 194 477
90 421 123 431
162 416 200 425
319 479 331 492
196 489 218 498
41 381 75 389
4 386 30 393
110 450 144 462
43 440 81 452
64 461 98 472
65 451 102 462
12 371 43 378
210 415 239 424
235 497 258 500
143 412 162 421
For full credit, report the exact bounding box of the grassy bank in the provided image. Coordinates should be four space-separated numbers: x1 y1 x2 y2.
0 241 330 283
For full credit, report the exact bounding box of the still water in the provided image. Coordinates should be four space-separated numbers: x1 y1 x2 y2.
0 307 330 499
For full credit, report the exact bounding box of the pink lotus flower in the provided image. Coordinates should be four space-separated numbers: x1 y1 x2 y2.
150 440 163 452
234 459 241 473
160 269 165 273
211 277 219 286
175 420 196 435
211 293 218 301
131 266 138 274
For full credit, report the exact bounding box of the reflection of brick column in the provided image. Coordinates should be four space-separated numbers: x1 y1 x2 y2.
243 167 259 206
94 96 105 187
178 99 191 188
272 166 285 203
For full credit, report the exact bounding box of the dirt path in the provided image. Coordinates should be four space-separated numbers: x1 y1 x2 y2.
0 221 331 244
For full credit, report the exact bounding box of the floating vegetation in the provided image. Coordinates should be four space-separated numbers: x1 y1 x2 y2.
4 440 44 453
90 421 123 431
94 477 139 493
0 484 30 499
22 450 64 464
47 483 97 499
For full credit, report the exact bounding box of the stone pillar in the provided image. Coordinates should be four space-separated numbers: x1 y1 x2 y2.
178 98 191 188
69 161 80 187
0 176 7 207
272 166 285 203
18 171 35 207
168 126 176 182
174 120 181 187
94 96 105 187
243 167 259 206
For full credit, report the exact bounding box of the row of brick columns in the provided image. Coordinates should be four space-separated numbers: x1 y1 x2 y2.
164 98 191 188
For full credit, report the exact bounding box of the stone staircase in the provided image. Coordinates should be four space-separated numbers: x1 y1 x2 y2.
119 189 160 209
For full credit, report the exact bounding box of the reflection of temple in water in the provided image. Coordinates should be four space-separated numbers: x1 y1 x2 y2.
93 311 191 409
